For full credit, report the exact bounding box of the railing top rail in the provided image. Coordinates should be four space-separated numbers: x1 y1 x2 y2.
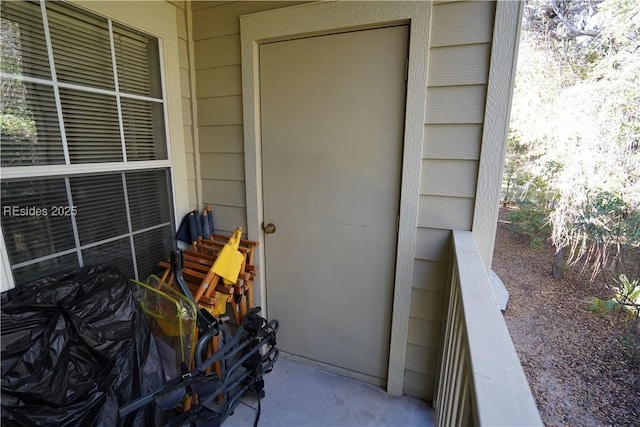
452 230 542 426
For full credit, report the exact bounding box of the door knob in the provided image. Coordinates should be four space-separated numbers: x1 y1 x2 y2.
262 223 277 234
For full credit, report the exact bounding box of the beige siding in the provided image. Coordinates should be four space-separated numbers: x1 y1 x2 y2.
192 1 302 40
199 125 244 153
198 96 243 126
427 43 491 87
201 180 246 208
425 85 487 124
211 205 248 233
404 370 436 401
200 153 245 181
410 289 445 322
405 344 439 401
171 1 199 210
417 195 475 230
423 124 483 160
421 159 478 198
193 1 307 233
405 343 439 377
412 259 448 292
405 0 495 399
196 66 242 97
429 1 494 47
415 228 451 262
195 35 240 69
191 0 497 400
408 318 442 348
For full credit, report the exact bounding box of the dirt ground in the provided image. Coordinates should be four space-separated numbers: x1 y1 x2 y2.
493 211 640 426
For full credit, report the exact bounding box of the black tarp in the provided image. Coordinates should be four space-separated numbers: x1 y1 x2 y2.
1 265 166 426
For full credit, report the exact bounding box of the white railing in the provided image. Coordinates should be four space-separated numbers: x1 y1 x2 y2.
434 231 542 427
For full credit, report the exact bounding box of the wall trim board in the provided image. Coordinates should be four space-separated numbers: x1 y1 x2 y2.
473 0 524 269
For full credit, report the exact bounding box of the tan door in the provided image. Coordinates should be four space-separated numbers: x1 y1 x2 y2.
260 26 408 382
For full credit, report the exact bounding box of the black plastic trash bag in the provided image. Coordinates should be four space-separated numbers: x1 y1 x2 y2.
1 265 166 427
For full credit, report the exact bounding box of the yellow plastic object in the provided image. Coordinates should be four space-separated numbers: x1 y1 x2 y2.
211 244 244 285
131 276 198 369
211 227 244 285
201 294 229 317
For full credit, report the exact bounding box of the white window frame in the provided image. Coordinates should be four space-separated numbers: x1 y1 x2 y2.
0 0 189 290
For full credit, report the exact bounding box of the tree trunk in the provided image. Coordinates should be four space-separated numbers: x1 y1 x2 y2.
552 247 565 279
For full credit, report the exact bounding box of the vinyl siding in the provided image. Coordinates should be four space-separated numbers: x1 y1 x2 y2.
193 1 307 233
189 0 496 401
405 0 495 400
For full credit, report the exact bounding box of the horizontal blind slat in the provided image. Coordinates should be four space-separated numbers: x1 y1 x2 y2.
46 2 114 90
113 23 161 98
59 88 123 163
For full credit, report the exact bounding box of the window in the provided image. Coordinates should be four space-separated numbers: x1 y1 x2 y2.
0 0 174 286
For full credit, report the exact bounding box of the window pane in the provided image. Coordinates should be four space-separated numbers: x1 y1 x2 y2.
13 253 78 286
121 98 167 161
126 169 172 231
113 24 161 98
46 2 114 90
1 82 64 166
60 88 123 163
0 0 50 79
70 174 127 245
1 3 173 287
134 226 172 280
82 237 134 279
0 179 75 265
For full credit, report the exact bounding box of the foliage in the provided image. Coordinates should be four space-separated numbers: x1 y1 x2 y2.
587 274 640 344
506 0 640 279
506 204 552 249
1 12 40 166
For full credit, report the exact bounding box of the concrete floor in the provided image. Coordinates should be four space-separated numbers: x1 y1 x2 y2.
223 357 435 427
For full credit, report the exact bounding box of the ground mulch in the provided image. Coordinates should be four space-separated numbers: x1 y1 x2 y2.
493 210 640 426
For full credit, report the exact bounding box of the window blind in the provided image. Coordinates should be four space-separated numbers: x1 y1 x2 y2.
82 237 135 279
134 226 172 281
1 169 174 285
0 1 174 287
126 169 171 231
59 88 123 163
70 174 128 246
113 24 161 99
46 1 114 90
12 253 78 286
121 97 167 161
1 179 75 264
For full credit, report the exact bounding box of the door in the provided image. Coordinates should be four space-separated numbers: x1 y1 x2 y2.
260 26 408 382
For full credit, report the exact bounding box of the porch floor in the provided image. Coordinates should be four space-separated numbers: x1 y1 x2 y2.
223 357 435 427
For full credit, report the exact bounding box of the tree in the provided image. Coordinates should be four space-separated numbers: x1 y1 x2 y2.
506 0 640 280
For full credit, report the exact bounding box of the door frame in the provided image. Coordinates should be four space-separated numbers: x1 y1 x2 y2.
240 1 431 395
